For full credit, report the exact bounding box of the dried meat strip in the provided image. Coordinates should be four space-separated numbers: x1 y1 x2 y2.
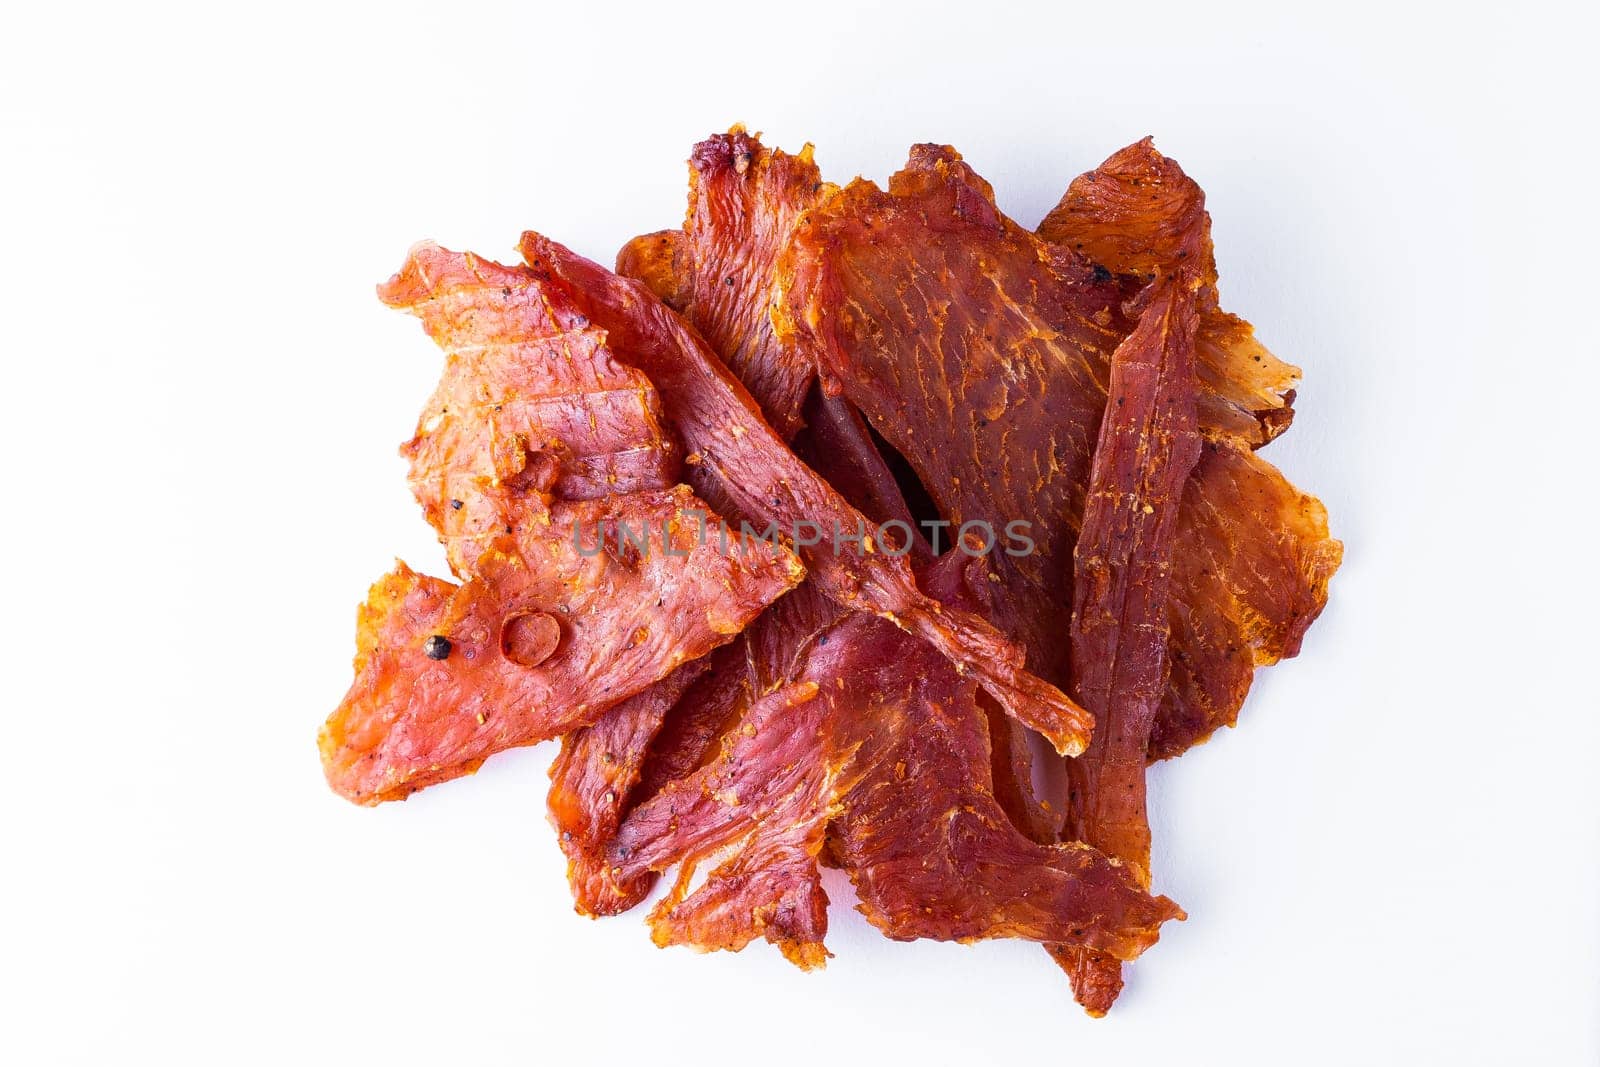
619 128 831 440
521 233 1094 756
1048 266 1203 1015
673 129 830 439
610 583 848 968
382 243 681 576
319 488 800 804
1152 439 1341 757
547 659 709 916
827 557 1184 959
1062 194 1207 891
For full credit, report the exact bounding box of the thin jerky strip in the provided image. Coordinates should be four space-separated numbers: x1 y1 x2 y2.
379 243 680 577
547 659 709 916
1049 270 1203 1015
618 130 830 440
674 128 831 439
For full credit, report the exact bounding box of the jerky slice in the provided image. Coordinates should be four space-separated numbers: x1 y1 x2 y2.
1049 269 1203 1015
320 488 800 804
547 659 709 916
672 128 831 439
827 558 1184 959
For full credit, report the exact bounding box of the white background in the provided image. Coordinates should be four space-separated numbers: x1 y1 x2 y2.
4 2 1597 1063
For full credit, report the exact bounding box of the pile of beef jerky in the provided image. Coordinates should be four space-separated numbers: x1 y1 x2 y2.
319 129 1341 1014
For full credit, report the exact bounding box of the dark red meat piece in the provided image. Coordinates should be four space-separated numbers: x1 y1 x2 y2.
826 557 1184 958
1049 269 1203 1015
547 660 709 916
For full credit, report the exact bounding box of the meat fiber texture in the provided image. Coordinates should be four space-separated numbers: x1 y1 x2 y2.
318 126 1340 1012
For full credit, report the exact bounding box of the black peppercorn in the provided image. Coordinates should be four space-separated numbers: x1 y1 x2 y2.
422 635 452 660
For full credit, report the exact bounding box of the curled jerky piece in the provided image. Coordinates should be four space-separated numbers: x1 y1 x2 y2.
547 660 709 916
320 488 801 804
521 233 1093 756
614 229 689 311
665 128 832 439
1152 439 1341 757
380 243 680 575
611 584 850 968
828 559 1184 958
1051 270 1203 1015
1036 136 1298 448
